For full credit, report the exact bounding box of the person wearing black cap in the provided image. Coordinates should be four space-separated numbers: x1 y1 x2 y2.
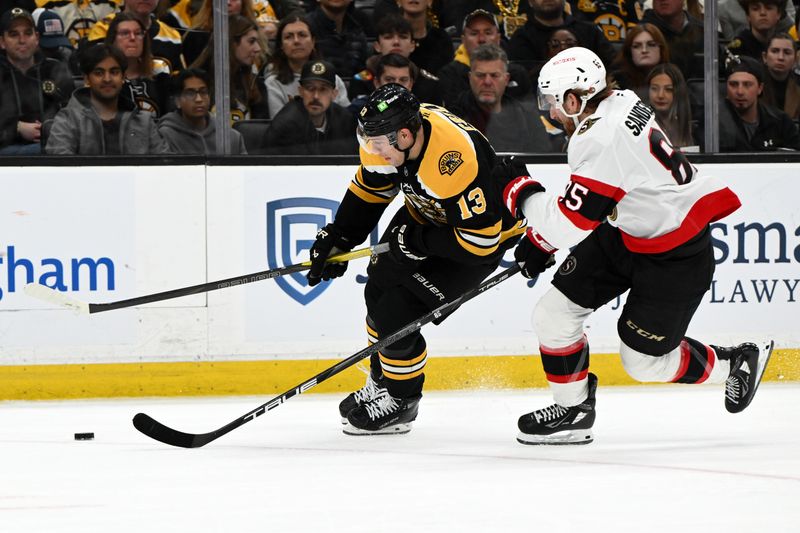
707 54 800 151
262 58 357 155
0 6 73 154
437 9 531 108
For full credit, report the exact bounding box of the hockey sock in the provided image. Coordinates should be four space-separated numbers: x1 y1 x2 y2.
671 337 727 384
540 335 591 406
380 335 427 398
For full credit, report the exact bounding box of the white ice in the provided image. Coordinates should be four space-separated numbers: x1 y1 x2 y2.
1 384 798 533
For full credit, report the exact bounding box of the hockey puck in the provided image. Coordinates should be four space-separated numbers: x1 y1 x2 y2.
74 432 94 441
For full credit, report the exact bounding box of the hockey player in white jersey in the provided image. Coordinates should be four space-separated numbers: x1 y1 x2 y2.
499 47 775 445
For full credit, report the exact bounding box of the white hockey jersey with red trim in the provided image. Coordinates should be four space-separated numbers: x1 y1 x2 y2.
521 90 741 253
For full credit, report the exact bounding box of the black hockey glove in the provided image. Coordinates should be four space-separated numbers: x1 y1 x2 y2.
387 224 428 266
306 223 354 287
515 228 557 279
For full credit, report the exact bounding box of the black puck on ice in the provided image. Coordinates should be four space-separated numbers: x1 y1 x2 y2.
74 432 94 441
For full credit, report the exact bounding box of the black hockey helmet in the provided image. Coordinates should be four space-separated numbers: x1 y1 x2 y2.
357 83 422 140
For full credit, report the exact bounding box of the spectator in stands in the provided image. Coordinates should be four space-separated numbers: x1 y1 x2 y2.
46 43 171 154
348 14 440 105
641 0 704 80
31 8 75 70
646 62 697 149
507 0 615 73
395 0 452 75
707 55 800 151
612 23 670 100
543 27 578 58
263 58 357 154
106 12 171 116
428 0 529 39
89 0 185 72
449 43 553 153
438 9 531 108
49 1 116 49
569 0 643 43
182 0 263 66
719 0 796 41
190 15 270 122
306 0 369 79
0 7 73 155
760 32 800 119
371 0 455 36
727 0 786 61
348 52 420 112
158 67 247 154
265 11 349 118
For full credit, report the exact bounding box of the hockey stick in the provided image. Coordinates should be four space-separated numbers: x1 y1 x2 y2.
23 243 389 315
132 263 521 448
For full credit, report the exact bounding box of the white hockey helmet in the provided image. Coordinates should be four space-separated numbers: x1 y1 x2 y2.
537 47 607 118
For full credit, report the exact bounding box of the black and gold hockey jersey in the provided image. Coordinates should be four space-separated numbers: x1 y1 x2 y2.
89 14 185 72
335 104 526 264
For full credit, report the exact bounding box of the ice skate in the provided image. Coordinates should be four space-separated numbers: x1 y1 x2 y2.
715 341 774 414
339 368 386 423
517 373 597 445
343 389 420 435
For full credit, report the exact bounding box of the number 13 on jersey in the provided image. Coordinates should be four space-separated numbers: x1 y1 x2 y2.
457 187 487 220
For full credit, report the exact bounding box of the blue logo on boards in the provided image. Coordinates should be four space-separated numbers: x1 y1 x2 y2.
266 197 339 305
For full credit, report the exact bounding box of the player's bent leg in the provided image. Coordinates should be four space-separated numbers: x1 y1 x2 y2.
518 288 596 445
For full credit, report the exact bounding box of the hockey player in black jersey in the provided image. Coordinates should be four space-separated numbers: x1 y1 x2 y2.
306 83 525 435
499 47 774 445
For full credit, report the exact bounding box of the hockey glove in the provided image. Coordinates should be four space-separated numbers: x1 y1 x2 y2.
306 223 354 287
388 224 428 266
515 228 557 279
503 175 546 220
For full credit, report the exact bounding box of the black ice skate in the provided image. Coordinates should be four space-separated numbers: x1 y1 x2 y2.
343 389 421 436
339 371 386 423
517 373 597 445
714 341 774 414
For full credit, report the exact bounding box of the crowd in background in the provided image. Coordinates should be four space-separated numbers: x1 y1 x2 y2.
1 0 799 156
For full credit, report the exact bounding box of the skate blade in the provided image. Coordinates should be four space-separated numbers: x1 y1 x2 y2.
516 429 593 446
343 422 412 436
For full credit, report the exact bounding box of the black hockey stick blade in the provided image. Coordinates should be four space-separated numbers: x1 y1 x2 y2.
23 243 389 315
132 264 521 448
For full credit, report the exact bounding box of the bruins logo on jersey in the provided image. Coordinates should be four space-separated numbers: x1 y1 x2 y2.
438 151 463 175
578 117 601 135
41 80 57 95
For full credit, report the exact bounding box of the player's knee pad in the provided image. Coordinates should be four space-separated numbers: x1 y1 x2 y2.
532 288 592 348
617 316 678 357
619 341 674 382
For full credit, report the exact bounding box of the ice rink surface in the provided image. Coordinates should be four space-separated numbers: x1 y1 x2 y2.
2 383 798 533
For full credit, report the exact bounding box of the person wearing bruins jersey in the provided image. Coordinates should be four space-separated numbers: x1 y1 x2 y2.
306 83 526 436
89 0 185 72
